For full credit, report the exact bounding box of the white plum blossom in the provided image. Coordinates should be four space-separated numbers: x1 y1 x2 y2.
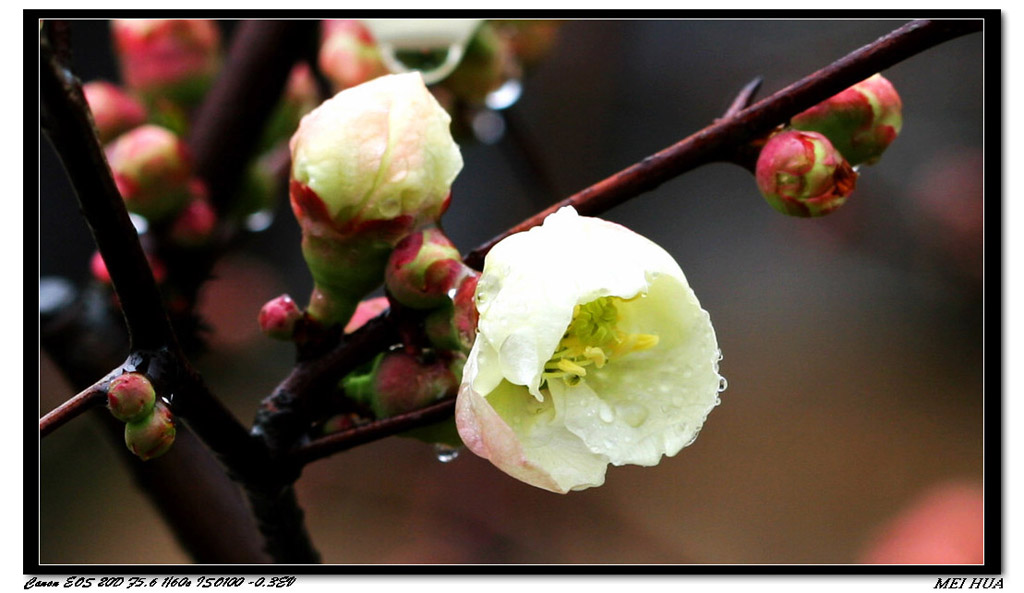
455 206 722 493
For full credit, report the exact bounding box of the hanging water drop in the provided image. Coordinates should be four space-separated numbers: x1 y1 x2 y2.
718 376 729 393
245 209 275 232
433 443 462 463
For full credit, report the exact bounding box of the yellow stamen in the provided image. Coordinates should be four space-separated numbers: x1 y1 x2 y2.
540 296 659 390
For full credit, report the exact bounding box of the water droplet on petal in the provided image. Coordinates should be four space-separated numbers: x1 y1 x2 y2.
433 443 462 463
718 376 729 393
616 402 649 428
598 403 614 423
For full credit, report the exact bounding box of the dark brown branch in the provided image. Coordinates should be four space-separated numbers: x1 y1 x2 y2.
39 375 108 438
464 18 982 269
190 20 318 214
40 37 175 352
290 397 455 466
287 19 983 460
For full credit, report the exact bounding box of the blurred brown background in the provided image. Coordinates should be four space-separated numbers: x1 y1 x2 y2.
38 19 986 564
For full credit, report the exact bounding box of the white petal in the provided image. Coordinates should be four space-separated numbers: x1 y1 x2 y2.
457 352 608 493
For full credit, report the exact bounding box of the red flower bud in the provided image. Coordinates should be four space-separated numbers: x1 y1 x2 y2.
124 402 176 461
82 81 148 144
755 130 857 217
386 227 466 309
318 20 387 92
343 351 459 418
168 181 217 247
105 124 192 222
111 19 221 110
424 272 479 353
258 294 303 340
791 73 903 166
106 372 156 423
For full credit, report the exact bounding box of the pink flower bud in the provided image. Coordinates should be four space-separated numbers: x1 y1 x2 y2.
791 73 903 166
90 250 167 285
168 181 217 247
258 294 303 340
343 351 459 418
318 20 387 92
111 19 221 110
106 372 156 423
124 402 176 461
105 124 192 222
82 81 148 144
755 130 857 217
386 227 466 309
424 272 479 353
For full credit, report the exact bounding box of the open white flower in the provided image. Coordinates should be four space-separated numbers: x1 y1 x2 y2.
455 206 722 493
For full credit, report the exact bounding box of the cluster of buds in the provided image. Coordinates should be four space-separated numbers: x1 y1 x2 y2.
105 372 176 461
287 72 463 326
754 73 903 217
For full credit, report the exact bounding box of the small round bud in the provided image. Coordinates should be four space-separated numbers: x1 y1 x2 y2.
386 227 465 309
82 81 148 144
424 272 479 352
105 124 192 222
343 351 459 418
111 19 221 110
791 73 903 166
318 20 388 92
258 294 303 340
168 182 217 247
124 402 176 461
107 372 156 423
755 130 857 217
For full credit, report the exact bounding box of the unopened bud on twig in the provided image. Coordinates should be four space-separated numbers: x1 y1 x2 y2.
755 130 857 217
82 81 148 144
124 402 176 461
386 227 466 309
111 19 221 111
424 272 479 353
791 73 903 167
342 351 460 418
289 72 463 326
258 294 303 340
318 20 388 92
107 372 156 423
168 180 217 247
105 124 192 222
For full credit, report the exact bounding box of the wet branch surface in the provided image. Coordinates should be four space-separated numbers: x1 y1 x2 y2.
38 18 982 564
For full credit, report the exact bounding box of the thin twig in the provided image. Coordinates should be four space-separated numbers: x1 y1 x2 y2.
39 375 109 438
464 19 982 268
720 76 763 121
